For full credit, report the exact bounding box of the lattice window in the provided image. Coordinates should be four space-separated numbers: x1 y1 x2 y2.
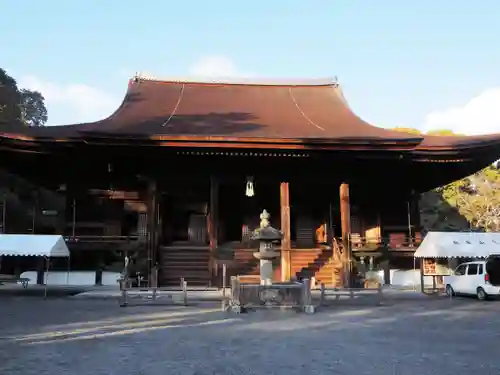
137 213 147 237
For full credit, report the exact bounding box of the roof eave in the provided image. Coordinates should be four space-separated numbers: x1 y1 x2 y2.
0 133 423 151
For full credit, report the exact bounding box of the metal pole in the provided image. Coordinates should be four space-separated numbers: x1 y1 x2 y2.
72 198 76 237
44 256 50 299
66 253 71 285
32 192 39 234
407 200 412 245
222 263 227 297
408 195 416 292
181 277 188 306
32 201 36 234
1 193 6 234
413 255 416 292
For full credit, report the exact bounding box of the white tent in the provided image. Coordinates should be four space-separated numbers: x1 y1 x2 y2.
0 235 69 257
414 232 500 259
0 235 70 296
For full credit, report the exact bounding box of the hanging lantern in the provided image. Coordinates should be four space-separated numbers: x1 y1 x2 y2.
245 176 255 197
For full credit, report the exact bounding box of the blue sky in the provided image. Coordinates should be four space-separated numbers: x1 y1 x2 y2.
2 0 500 134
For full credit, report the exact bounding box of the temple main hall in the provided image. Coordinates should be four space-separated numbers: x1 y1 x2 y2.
1 76 499 287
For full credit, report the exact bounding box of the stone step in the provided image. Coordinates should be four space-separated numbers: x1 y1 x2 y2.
160 263 209 269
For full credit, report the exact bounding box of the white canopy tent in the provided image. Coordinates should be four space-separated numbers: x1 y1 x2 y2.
413 231 500 293
414 232 500 259
0 234 69 257
0 235 70 297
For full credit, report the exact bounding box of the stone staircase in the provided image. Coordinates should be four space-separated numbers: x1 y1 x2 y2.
292 247 343 286
232 245 344 286
231 248 282 284
158 244 211 286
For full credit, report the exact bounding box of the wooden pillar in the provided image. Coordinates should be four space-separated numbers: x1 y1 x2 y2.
419 259 425 293
30 191 38 234
64 184 77 237
95 251 103 286
280 182 291 281
1 192 6 234
340 183 352 288
146 179 158 286
409 191 421 243
381 244 391 285
36 258 45 285
209 176 219 281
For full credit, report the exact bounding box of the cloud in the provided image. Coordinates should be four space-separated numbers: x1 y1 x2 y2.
422 88 500 135
18 75 120 126
16 57 250 126
188 55 252 78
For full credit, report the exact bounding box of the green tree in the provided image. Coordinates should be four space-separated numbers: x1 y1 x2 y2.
0 68 22 127
392 127 500 232
0 68 48 127
19 89 47 127
419 189 469 232
439 166 500 231
427 129 465 136
392 127 422 135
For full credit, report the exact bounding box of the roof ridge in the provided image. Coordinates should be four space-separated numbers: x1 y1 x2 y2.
131 73 339 87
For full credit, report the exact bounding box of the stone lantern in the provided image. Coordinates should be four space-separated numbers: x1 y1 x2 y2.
250 209 283 285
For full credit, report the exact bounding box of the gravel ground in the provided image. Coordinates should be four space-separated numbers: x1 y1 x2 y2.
0 295 498 375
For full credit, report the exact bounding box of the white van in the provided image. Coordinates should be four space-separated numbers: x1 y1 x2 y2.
444 256 500 300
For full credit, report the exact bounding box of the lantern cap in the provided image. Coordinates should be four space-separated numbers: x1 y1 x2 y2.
250 210 283 241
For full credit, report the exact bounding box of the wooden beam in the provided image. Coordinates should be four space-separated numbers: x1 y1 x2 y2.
88 189 140 200
340 182 352 287
209 176 219 282
280 182 291 281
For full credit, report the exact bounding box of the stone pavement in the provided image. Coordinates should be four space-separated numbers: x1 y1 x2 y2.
0 294 498 374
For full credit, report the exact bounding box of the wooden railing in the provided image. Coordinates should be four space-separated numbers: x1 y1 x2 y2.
218 232 422 253
64 235 142 243
349 234 423 250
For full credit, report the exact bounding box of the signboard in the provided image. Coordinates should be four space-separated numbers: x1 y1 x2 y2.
42 210 58 216
423 258 450 276
423 259 436 275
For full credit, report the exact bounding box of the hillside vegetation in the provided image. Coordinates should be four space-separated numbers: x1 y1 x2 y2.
393 128 500 232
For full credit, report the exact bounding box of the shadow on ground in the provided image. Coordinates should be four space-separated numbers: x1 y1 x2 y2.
0 292 498 375
0 285 90 298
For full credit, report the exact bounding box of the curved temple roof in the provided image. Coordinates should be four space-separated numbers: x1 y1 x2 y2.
1 76 500 158
0 77 421 146
79 77 422 145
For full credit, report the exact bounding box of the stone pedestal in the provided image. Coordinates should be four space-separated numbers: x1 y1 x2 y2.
253 247 280 285
227 210 316 314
